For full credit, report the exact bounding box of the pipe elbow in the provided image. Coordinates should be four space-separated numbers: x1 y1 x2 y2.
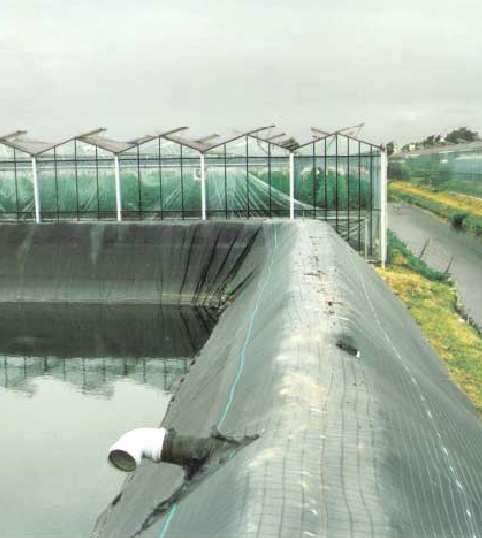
108 427 167 472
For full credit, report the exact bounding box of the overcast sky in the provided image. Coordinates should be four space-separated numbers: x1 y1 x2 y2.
1 0 480 145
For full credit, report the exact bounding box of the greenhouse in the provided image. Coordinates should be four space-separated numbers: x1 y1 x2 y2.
0 126 386 262
389 141 482 197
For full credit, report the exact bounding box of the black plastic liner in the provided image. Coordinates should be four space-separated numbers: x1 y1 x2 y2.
85 220 482 538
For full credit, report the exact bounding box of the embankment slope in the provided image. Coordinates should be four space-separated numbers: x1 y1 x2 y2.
85 221 482 538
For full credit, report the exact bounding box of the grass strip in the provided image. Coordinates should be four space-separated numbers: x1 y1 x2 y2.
377 231 482 415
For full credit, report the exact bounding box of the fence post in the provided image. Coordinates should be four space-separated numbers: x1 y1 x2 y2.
380 148 388 267
289 152 295 220
31 156 41 223
200 153 206 220
114 155 122 222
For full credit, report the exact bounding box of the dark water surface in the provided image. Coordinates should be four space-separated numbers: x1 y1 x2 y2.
0 304 216 538
389 203 482 328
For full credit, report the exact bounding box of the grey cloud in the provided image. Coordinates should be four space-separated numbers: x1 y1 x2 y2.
1 0 480 145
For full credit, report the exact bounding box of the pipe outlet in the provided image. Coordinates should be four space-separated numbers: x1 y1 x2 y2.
108 427 167 472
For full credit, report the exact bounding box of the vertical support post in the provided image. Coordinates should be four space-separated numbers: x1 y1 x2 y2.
268 143 272 217
200 153 206 220
95 145 100 219
335 134 338 233
380 148 388 267
224 144 228 219
31 155 41 223
13 148 19 221
364 218 368 260
180 144 184 219
158 137 163 221
289 151 295 220
245 136 249 218
114 154 122 222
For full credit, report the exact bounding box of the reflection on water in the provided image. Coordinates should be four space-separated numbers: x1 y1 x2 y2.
0 376 171 538
0 304 216 538
1 356 188 397
0 303 218 358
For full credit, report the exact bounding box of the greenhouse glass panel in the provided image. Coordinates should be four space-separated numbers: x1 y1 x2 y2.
269 150 290 217
0 144 17 219
120 147 140 217
205 147 227 218
225 137 248 158
229 137 248 217
270 144 290 158
182 157 202 218
295 143 314 157
37 150 57 220
294 141 317 217
372 151 381 211
214 137 248 217
75 141 99 218
247 156 270 216
325 135 337 156
246 136 267 157
137 139 159 159
336 134 349 156
96 147 115 219
160 141 182 218
179 144 198 159
16 151 35 219
312 140 327 216
161 139 182 159
346 138 362 247
336 155 349 212
138 139 161 217
54 141 77 219
0 143 13 161
324 154 337 211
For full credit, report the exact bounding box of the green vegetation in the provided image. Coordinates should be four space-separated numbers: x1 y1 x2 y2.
399 126 479 151
386 232 449 282
445 126 479 144
254 168 373 210
377 232 482 415
389 181 482 236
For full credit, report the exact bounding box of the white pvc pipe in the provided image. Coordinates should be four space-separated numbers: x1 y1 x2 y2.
114 155 122 222
380 149 388 267
200 153 206 220
31 156 41 223
289 152 295 220
108 427 167 472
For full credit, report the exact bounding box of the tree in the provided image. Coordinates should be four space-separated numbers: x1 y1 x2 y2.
386 141 395 156
445 127 479 144
423 135 435 147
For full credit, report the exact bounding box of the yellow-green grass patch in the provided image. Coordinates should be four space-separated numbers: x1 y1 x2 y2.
377 233 482 415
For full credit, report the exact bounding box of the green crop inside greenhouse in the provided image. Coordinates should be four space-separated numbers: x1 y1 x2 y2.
0 126 385 261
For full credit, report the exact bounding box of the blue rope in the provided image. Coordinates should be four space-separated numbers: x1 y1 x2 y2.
158 504 177 538
217 225 277 426
159 224 278 537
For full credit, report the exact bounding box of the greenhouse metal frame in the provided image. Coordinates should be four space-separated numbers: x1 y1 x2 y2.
0 126 387 264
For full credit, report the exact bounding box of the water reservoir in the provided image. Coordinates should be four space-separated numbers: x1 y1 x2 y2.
0 301 215 537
